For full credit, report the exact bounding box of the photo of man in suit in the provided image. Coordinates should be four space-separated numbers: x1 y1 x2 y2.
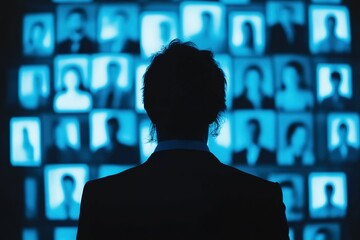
320 70 352 110
94 117 139 165
232 118 276 165
57 7 97 54
312 183 345 218
77 40 289 239
329 121 358 163
268 4 306 53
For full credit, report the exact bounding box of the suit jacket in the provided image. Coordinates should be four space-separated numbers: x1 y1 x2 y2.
269 23 306 53
57 36 97 54
329 145 358 162
77 149 289 239
320 96 352 110
232 147 276 165
94 142 140 165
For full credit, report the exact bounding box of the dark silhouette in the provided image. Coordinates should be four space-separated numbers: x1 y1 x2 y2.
94 117 139 164
329 122 358 163
57 8 97 54
232 118 276 165
269 5 306 53
320 71 352 110
77 39 289 239
232 64 274 109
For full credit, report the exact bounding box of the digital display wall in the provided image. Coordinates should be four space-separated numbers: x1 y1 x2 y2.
3 0 360 239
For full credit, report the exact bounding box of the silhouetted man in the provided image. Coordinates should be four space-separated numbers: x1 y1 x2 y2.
320 71 352 110
232 118 276 165
57 8 97 54
77 39 289 239
94 117 139 164
329 122 358 163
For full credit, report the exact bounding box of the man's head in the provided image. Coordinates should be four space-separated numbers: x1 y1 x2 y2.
66 8 87 41
330 71 341 94
282 60 304 90
279 5 294 25
286 122 308 150
325 15 337 35
324 183 335 204
247 118 261 145
201 11 214 36
107 61 121 85
61 174 76 202
337 122 348 145
143 39 226 141
159 21 172 44
113 10 129 35
106 117 120 142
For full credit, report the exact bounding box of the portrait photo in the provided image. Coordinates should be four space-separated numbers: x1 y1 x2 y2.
232 57 274 110
309 172 347 219
98 4 140 54
181 2 226 52
23 13 54 56
44 164 89 220
309 5 351 54
317 63 353 110
303 223 340 240
91 54 134 109
232 110 276 166
10 117 41 167
229 11 266 56
18 65 50 110
54 55 92 112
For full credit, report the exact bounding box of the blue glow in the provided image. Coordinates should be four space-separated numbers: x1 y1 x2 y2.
309 5 351 53
214 54 233 108
10 117 41 167
54 227 77 240
327 113 359 150
18 65 50 109
303 223 340 240
44 164 89 220
135 63 148 113
90 110 137 151
309 172 347 218
208 114 232 165
24 177 38 219
23 13 54 56
181 2 225 52
140 12 178 58
139 118 157 163
317 63 352 102
22 228 38 240
97 164 135 178
54 55 92 113
266 2 305 26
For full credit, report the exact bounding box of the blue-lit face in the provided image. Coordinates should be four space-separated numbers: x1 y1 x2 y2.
330 78 341 94
202 13 213 35
107 64 121 85
242 23 252 44
326 17 336 35
279 7 292 25
247 122 260 144
338 127 348 145
283 66 300 90
159 22 171 43
313 232 328 240
113 14 127 35
62 179 75 202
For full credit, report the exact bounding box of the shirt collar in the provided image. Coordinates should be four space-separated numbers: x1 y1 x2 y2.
154 140 210 153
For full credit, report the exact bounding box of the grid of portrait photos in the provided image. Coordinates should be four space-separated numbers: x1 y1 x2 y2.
5 0 359 239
